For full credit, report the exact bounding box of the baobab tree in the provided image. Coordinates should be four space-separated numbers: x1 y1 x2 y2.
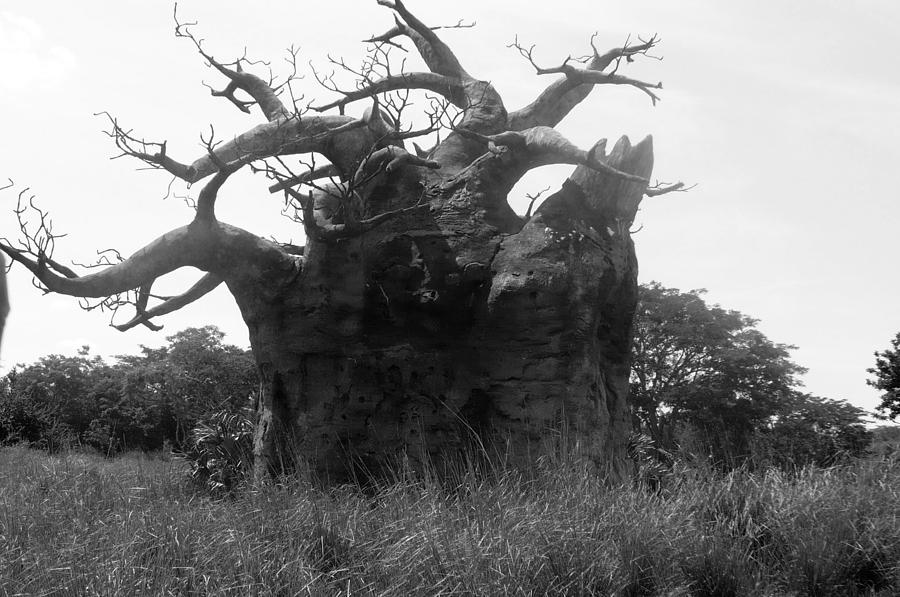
1 1 682 479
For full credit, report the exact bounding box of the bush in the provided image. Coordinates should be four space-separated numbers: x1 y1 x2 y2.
750 394 872 469
177 403 255 494
0 327 257 455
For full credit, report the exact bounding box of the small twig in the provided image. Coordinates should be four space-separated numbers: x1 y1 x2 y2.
524 186 551 219
644 181 694 197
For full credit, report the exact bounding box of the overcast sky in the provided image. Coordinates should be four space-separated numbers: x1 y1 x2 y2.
1 1 898 416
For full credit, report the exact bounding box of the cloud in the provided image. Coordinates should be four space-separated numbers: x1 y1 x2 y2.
0 12 76 95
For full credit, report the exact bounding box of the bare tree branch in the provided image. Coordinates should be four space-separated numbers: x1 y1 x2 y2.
512 37 662 103
524 186 550 219
1 187 74 285
113 273 224 332
363 17 474 49
267 164 342 193
645 181 693 197
174 6 292 121
261 145 436 244
98 112 196 179
461 126 650 183
125 281 165 331
307 1 503 173
298 188 431 242
312 71 465 111
1 182 299 329
195 128 241 222
509 34 662 130
356 145 440 176
103 111 384 183
373 0 470 79
0 226 204 298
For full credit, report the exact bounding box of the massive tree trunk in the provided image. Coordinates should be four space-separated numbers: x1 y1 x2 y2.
230 135 653 480
1 1 678 481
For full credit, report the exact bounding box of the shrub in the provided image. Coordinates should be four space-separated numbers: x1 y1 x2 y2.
177 403 255 494
0 327 258 455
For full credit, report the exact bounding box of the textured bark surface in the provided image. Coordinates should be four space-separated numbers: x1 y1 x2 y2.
229 136 653 480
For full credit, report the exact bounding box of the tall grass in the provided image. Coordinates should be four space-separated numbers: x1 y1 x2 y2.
1 445 899 596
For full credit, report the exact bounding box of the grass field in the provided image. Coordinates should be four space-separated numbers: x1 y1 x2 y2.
1 446 899 596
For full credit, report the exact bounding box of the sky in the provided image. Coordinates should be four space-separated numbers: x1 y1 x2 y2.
1 1 898 416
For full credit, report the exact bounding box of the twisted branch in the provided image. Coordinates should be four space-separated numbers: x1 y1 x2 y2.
372 0 470 78
174 6 293 121
460 126 650 183
509 34 663 130
113 273 224 332
312 71 465 112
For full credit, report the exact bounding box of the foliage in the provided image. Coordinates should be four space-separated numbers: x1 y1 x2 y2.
0 326 257 453
0 347 110 451
753 393 872 468
626 432 675 491
115 326 258 446
631 283 804 461
631 282 870 468
178 403 255 494
869 425 900 458
4 445 900 595
868 332 900 419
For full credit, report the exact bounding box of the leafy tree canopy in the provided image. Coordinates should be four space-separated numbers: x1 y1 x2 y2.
0 347 111 450
868 332 900 419
757 392 871 467
0 326 256 452
117 325 258 439
630 282 870 466
631 282 805 450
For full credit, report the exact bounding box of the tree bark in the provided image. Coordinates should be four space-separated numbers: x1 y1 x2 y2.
228 136 653 481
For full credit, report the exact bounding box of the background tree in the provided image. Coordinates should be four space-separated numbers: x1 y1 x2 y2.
752 393 871 467
0 326 256 453
0 2 683 478
0 347 109 451
868 332 900 419
116 326 258 446
869 425 900 458
631 282 805 463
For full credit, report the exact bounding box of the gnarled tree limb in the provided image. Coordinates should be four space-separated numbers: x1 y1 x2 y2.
373 0 470 78
302 193 431 242
645 181 693 197
113 273 224 332
509 34 662 130
174 12 291 122
274 153 434 243
541 67 662 105
312 72 466 111
0 226 205 298
357 145 440 176
268 164 342 193
461 126 650 184
195 152 239 222
108 113 380 183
